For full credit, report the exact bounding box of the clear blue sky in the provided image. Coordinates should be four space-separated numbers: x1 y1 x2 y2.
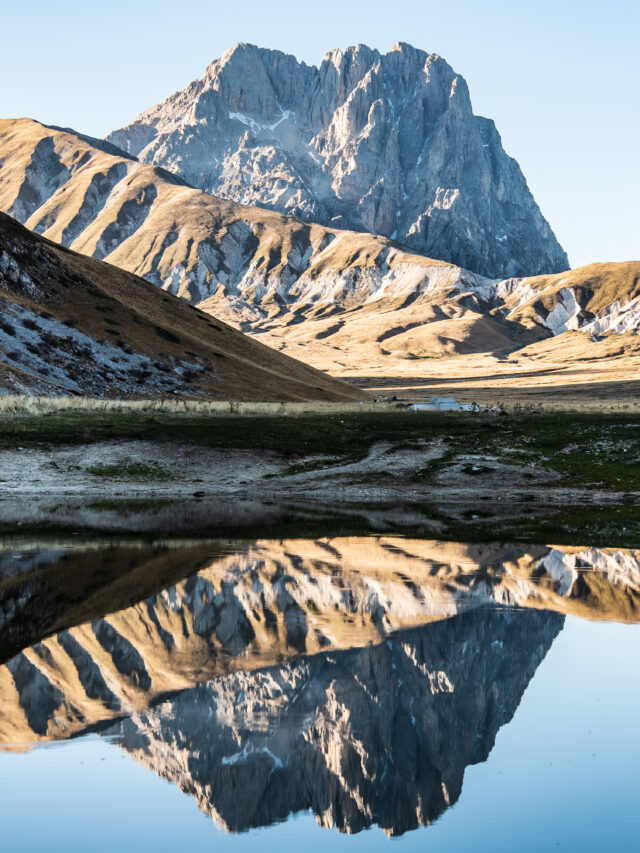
2 0 638 268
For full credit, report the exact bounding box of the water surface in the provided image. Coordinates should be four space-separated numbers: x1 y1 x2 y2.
0 534 638 850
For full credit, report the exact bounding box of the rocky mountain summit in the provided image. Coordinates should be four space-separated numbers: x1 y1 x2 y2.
107 42 568 278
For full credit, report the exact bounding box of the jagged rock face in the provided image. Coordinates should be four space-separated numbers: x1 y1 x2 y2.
113 608 563 835
107 42 569 279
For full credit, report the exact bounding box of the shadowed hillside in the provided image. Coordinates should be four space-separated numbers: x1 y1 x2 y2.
0 211 364 400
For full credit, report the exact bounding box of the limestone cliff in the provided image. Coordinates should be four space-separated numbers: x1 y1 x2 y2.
107 42 569 278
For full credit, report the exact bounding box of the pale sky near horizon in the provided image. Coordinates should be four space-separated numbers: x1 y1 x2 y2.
1 0 638 269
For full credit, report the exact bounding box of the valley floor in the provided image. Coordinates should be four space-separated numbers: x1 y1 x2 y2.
294 333 640 411
355 353 640 410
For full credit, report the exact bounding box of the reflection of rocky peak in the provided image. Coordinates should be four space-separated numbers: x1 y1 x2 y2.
113 607 563 836
107 43 568 278
1 537 640 746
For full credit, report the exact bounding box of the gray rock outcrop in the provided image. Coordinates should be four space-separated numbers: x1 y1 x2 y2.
107 42 569 278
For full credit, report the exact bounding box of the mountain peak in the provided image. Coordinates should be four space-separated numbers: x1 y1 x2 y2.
106 42 568 278
389 40 424 58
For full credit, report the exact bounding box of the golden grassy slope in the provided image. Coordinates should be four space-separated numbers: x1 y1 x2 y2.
0 119 447 298
253 260 640 407
1 118 639 406
508 262 640 328
357 325 640 408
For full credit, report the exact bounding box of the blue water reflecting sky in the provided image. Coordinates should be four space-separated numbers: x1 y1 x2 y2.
0 616 638 852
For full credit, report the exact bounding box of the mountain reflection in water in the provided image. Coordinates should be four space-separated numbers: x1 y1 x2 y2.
0 535 639 837
109 608 561 836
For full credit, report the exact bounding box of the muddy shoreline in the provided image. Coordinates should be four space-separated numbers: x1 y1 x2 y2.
1 436 639 549
2 437 638 506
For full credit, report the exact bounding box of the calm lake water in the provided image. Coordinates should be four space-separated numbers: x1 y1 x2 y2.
0 535 638 851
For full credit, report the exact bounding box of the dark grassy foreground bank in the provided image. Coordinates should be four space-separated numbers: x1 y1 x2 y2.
1 408 639 547
1 407 640 491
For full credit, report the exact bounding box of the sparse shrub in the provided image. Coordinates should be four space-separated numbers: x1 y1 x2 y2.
154 325 181 344
86 462 175 481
